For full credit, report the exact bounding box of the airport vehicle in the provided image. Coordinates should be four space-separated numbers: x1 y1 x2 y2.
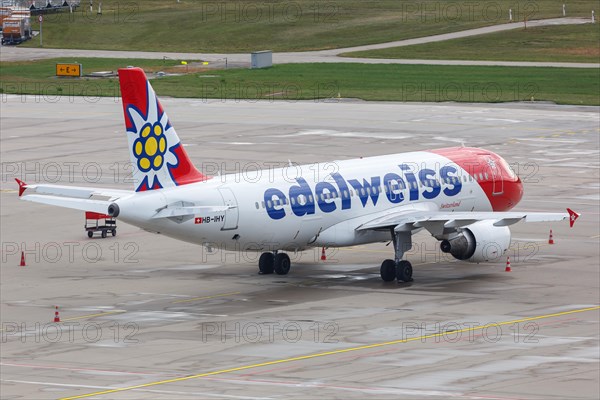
16 67 579 282
84 211 117 238
1 16 31 44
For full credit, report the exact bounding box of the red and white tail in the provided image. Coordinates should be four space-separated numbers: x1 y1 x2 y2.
118 67 207 192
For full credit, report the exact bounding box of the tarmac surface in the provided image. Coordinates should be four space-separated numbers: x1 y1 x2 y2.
1 18 597 68
1 96 599 399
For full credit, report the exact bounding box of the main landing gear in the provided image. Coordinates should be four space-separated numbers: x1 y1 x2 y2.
258 252 290 275
380 230 413 283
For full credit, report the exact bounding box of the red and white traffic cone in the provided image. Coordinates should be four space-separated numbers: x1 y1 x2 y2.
19 251 26 267
505 257 512 272
548 229 555 245
53 306 60 323
320 247 327 261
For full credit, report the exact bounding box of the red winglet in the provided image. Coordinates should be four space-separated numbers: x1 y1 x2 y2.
15 178 27 197
567 208 580 228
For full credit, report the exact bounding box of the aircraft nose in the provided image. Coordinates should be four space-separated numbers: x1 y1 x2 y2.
505 175 524 210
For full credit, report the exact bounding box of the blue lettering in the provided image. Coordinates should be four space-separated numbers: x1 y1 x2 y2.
264 188 287 220
419 168 441 199
289 177 315 217
383 173 405 204
315 182 338 213
348 177 381 207
441 166 462 196
262 165 464 220
400 164 419 201
331 172 351 210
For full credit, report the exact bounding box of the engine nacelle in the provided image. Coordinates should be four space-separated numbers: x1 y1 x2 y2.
440 220 511 263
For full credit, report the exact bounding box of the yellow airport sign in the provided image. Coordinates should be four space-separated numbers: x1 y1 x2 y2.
56 63 82 77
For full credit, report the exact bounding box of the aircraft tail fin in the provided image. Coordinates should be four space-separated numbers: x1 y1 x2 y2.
118 67 207 192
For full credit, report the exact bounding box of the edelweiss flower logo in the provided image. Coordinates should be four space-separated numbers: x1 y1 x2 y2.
133 122 167 172
126 84 179 190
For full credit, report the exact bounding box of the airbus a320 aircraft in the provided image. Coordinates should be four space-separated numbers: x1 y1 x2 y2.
16 68 580 282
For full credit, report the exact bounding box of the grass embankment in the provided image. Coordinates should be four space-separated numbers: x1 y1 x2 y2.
1 59 598 105
20 0 600 52
342 24 600 63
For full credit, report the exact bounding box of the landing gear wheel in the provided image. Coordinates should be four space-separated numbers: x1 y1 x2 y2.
396 260 413 282
87 231 93 238
101 230 107 238
274 253 291 275
258 252 274 274
112 229 117 237
380 259 396 282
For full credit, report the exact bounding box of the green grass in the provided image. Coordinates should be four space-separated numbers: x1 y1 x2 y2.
20 0 600 52
2 59 598 105
342 24 600 63
0 58 179 97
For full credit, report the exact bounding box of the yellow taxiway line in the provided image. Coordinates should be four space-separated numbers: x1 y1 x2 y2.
59 310 126 322
171 291 241 304
59 305 600 400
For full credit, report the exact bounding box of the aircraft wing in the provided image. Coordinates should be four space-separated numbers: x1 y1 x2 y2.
356 208 580 236
16 179 132 214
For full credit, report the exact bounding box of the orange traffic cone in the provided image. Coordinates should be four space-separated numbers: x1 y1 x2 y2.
548 229 554 245
320 247 327 261
19 251 26 267
505 257 512 272
53 306 60 323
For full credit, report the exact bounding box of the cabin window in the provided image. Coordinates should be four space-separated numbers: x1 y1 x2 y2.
308 195 314 203
267 200 273 208
261 201 265 208
291 197 296 205
343 190 348 198
484 172 489 180
255 202 259 209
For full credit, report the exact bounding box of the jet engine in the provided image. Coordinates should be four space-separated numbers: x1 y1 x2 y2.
440 220 511 263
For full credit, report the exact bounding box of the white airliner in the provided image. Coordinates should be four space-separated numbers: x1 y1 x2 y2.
16 67 579 282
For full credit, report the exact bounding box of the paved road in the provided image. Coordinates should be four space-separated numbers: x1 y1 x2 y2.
1 18 597 68
2 97 599 400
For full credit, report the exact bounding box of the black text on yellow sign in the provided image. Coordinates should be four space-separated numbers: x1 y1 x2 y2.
56 63 82 77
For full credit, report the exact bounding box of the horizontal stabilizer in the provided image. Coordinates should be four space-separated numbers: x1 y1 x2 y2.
16 179 132 214
21 195 111 214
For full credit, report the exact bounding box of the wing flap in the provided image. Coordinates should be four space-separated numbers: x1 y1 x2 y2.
357 210 574 234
